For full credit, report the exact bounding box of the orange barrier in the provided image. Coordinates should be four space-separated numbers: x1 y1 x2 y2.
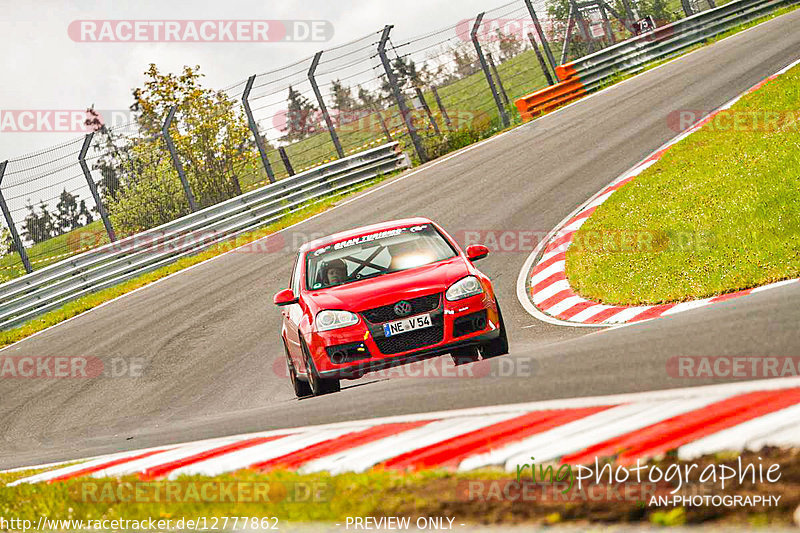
513 70 586 121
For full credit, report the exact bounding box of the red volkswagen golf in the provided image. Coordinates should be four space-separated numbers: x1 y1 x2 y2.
273 217 508 397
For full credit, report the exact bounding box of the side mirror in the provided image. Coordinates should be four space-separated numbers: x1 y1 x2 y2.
466 244 489 262
273 288 299 306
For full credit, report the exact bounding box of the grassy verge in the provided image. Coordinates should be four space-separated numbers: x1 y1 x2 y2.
2 448 798 526
566 62 800 305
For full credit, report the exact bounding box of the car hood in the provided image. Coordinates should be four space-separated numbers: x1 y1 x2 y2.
304 258 469 312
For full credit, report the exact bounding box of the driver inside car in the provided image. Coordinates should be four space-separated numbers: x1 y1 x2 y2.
323 258 348 286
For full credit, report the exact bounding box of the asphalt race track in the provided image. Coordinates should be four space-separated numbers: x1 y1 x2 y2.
2 11 799 470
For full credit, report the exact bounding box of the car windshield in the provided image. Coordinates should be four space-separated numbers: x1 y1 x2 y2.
305 223 457 290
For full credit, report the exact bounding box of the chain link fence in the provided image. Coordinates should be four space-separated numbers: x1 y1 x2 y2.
0 0 727 283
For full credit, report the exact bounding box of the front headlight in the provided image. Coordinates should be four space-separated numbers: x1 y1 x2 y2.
315 310 359 331
446 275 484 301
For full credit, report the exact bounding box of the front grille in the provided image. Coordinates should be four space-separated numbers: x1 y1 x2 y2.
325 342 371 364
453 310 488 338
361 293 441 323
374 324 444 355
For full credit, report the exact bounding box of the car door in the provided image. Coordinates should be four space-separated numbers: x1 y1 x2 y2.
282 252 305 369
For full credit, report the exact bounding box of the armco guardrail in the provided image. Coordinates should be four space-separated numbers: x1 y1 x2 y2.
515 0 795 120
0 143 409 331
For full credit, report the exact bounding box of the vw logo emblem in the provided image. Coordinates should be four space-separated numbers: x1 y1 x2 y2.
394 301 412 317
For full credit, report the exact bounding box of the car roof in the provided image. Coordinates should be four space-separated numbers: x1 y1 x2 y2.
298 217 435 253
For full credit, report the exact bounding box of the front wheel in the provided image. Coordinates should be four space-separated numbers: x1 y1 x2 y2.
481 299 509 359
302 339 341 396
285 340 312 398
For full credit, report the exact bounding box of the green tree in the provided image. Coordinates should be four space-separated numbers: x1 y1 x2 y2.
22 201 55 244
496 30 523 61
106 65 253 232
0 226 15 256
282 86 320 141
331 79 356 111
55 189 81 234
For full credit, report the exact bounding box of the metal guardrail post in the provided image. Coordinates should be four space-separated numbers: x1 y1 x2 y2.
243 75 276 184
278 146 295 176
378 25 427 163
0 160 32 274
487 53 510 106
528 32 555 86
162 106 198 212
523 0 558 75
308 51 345 159
471 13 510 128
414 88 441 136
79 133 116 242
431 86 452 131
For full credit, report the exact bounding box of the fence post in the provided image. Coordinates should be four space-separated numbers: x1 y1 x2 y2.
372 105 393 141
527 32 555 86
378 25 427 163
162 106 198 212
242 75 276 184
431 86 452 131
487 53 510 106
621 0 637 30
561 7 577 64
278 146 295 176
0 160 32 274
414 88 441 136
308 51 345 159
570 0 596 53
79 133 116 242
471 13 510 128
599 2 616 44
523 0 558 74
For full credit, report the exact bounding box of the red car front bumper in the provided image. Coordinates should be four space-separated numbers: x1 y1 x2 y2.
304 292 501 379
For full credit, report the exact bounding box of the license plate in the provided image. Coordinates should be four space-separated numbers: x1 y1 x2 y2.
383 314 432 337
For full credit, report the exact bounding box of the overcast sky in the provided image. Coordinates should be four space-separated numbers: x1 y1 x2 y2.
0 0 514 161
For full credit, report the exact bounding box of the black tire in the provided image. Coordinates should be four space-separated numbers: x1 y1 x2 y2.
285 340 312 398
450 346 481 365
481 299 509 359
301 339 341 396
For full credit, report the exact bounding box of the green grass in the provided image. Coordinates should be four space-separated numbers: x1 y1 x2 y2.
0 220 111 283
565 62 800 305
